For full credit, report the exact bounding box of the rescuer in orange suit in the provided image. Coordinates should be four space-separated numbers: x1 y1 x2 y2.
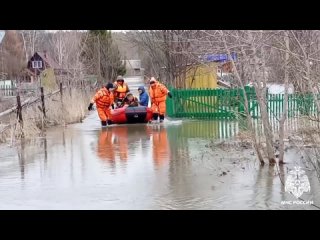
151 125 170 166
88 82 115 127
97 129 116 166
114 75 130 108
149 77 172 122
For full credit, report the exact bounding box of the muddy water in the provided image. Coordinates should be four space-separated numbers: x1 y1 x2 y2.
0 111 319 209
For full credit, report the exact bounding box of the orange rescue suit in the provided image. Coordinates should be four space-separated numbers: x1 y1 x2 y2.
90 87 114 122
114 82 130 101
149 80 169 115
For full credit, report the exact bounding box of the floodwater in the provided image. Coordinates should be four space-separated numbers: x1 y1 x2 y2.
0 111 319 209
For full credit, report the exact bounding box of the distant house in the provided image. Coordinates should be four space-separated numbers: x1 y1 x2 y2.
123 60 143 76
160 62 218 89
21 51 69 83
185 62 218 89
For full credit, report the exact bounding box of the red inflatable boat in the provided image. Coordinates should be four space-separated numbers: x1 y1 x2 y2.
110 106 153 124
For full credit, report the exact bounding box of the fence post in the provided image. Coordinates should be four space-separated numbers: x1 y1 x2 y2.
166 87 173 117
16 93 23 123
40 87 46 119
60 82 63 99
60 82 65 125
16 92 24 138
68 80 72 97
239 88 245 116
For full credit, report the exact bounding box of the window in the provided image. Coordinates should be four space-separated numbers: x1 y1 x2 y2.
25 76 31 83
32 60 43 69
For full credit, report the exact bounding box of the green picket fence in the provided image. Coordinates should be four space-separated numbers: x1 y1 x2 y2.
166 87 320 120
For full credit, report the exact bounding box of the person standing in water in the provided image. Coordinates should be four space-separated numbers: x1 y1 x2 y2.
88 82 115 127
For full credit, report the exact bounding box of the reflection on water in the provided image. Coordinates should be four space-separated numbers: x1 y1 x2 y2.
17 139 25 180
96 125 172 170
0 118 319 209
151 126 171 167
173 120 239 139
97 129 116 165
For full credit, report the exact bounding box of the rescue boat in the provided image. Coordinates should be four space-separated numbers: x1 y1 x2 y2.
110 106 153 124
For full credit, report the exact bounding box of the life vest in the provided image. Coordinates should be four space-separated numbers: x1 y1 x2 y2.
149 81 169 103
114 82 128 99
92 87 113 108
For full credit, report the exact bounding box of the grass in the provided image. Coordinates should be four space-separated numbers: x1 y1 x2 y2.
0 97 15 112
0 88 92 144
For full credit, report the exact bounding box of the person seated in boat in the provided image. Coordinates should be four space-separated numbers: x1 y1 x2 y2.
138 86 149 107
120 92 139 108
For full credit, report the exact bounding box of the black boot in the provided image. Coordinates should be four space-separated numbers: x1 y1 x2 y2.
152 113 159 121
101 121 107 127
159 114 164 123
107 120 113 125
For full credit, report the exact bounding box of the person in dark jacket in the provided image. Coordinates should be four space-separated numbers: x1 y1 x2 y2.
138 86 149 107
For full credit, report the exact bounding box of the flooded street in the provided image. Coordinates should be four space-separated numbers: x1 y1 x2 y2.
0 111 319 209
3 30 320 211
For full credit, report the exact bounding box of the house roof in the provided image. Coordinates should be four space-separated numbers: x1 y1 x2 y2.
36 51 62 70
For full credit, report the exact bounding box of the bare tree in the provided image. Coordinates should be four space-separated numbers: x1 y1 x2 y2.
278 31 290 164
81 30 126 86
218 30 267 164
49 31 88 86
126 30 199 87
20 30 46 63
0 30 25 79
